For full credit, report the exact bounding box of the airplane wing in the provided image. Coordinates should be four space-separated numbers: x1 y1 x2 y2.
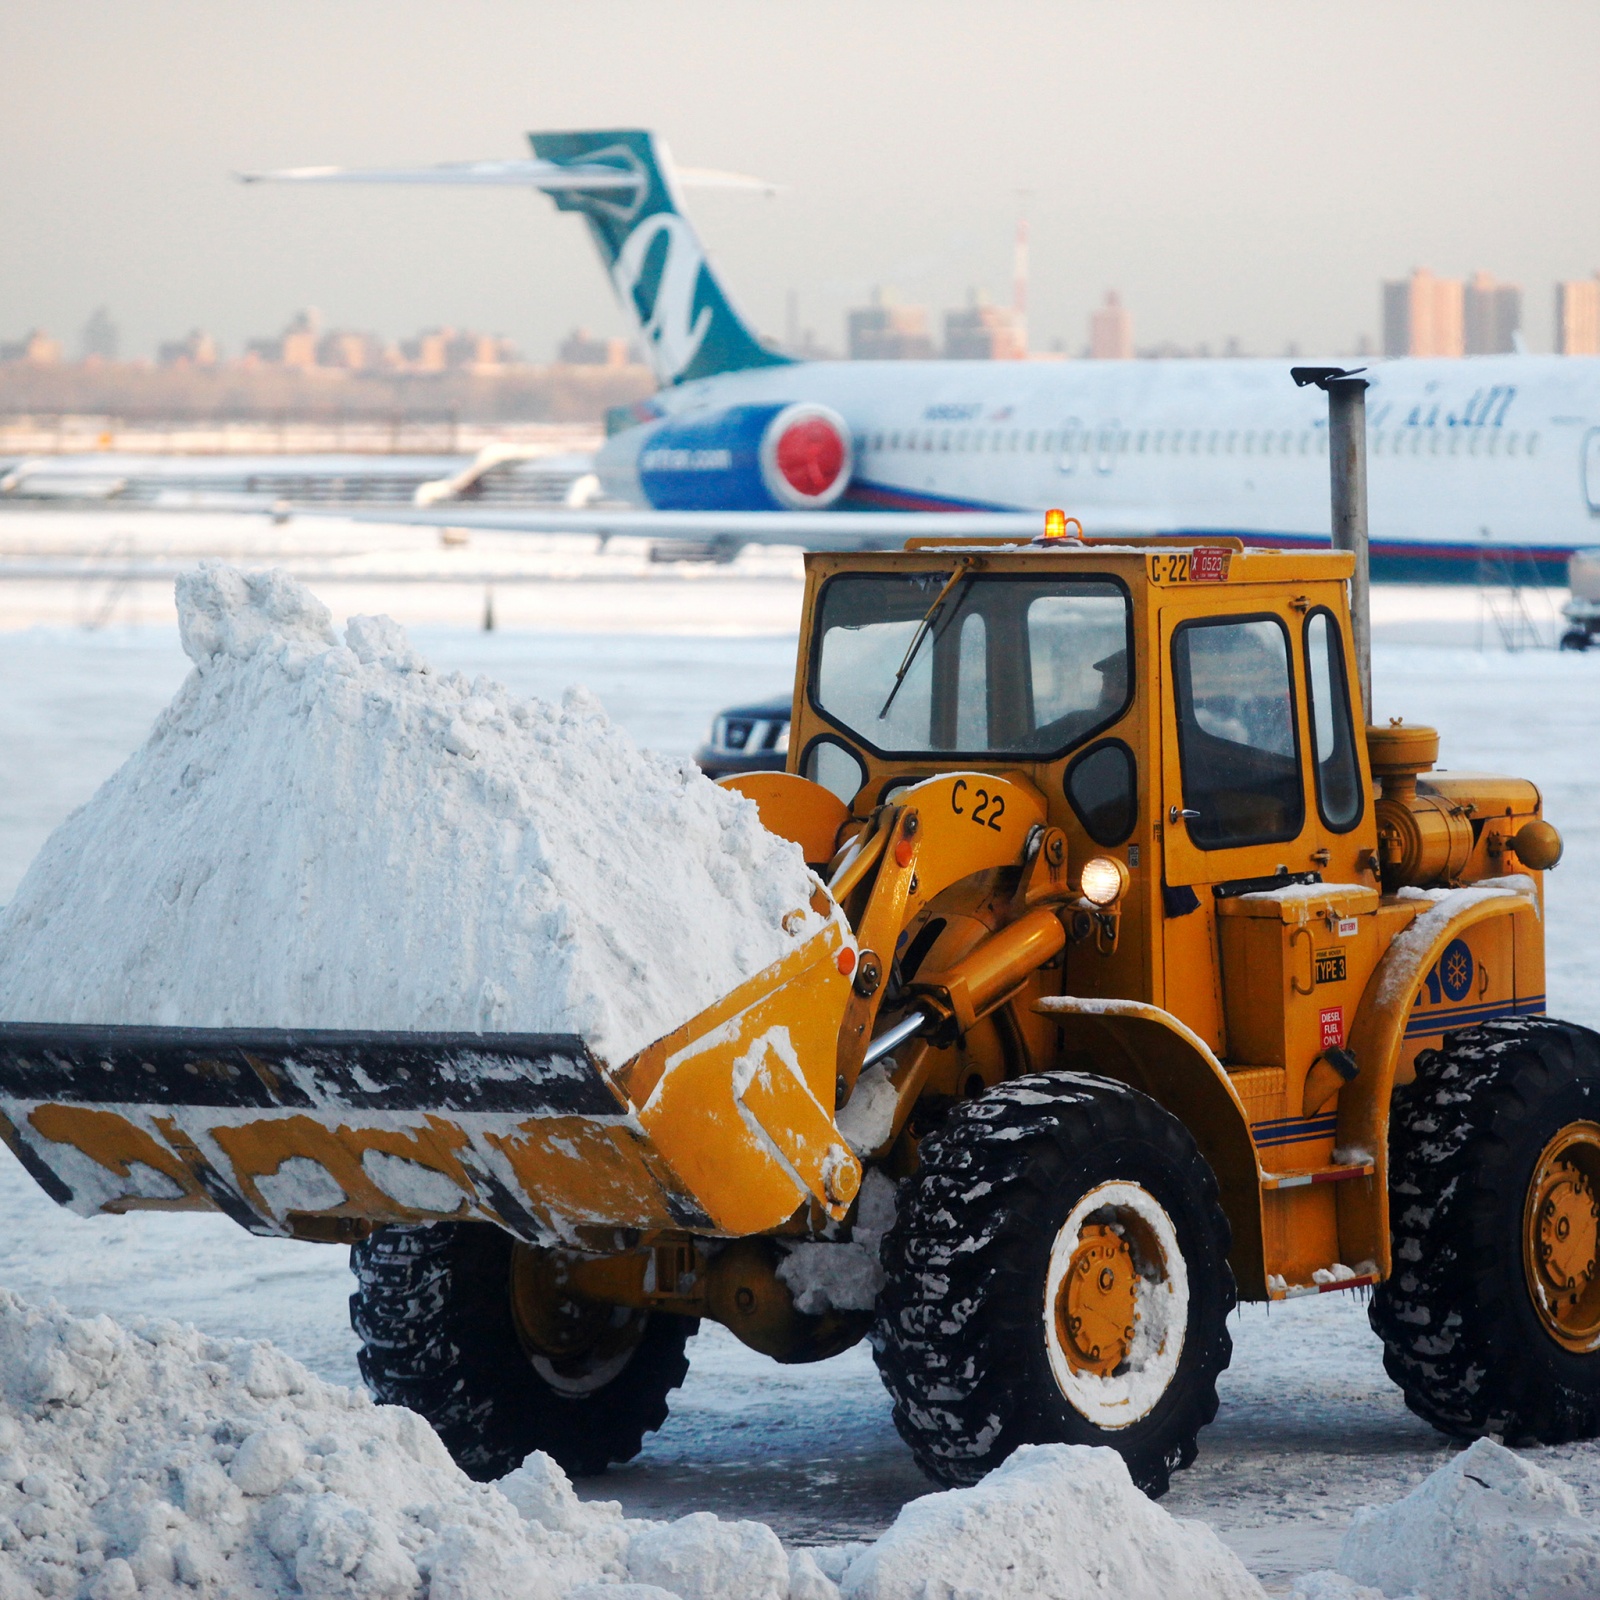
282 504 1047 550
236 160 776 195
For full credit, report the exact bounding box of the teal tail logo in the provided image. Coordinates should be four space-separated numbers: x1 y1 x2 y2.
530 130 791 388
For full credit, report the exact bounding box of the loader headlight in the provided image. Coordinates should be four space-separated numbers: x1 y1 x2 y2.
1079 855 1129 908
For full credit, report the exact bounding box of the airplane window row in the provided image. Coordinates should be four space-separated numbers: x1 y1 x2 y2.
1370 430 1539 458
857 426 1544 463
861 428 1333 458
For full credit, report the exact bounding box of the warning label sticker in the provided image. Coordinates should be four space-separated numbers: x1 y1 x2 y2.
1320 1006 1345 1050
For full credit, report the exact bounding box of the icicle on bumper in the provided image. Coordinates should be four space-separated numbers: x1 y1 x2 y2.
0 564 823 1066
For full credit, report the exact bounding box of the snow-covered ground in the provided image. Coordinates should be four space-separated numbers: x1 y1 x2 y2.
2 518 1598 1593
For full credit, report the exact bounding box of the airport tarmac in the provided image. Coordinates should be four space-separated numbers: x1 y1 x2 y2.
0 511 1594 1592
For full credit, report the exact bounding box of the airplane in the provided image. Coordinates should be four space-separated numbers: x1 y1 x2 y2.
248 128 1600 581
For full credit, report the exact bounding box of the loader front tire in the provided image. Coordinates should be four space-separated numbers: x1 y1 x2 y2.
350 1222 695 1480
1372 1017 1600 1443
873 1072 1234 1497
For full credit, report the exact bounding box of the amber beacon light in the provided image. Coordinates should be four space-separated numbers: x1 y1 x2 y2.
1041 508 1082 543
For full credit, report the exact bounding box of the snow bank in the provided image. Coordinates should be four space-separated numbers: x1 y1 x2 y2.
1290 1578 1390 1600
838 1444 1265 1600
0 565 824 1065
1314 1437 1600 1600
776 1171 896 1315
0 1288 1284 1600
0 1288 620 1600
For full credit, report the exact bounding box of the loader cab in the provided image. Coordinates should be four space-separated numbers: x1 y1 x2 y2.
788 537 1379 1058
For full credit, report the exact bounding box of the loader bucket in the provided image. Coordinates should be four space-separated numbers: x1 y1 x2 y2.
0 915 862 1246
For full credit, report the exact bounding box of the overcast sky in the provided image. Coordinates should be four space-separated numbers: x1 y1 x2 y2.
6 1 1599 361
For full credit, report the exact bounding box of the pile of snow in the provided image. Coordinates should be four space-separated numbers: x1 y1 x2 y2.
776 1171 897 1315
0 1288 1273 1600
840 1444 1264 1600
1295 1437 1600 1600
0 565 824 1065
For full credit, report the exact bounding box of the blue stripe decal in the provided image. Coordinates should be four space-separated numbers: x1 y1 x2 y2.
1252 1113 1339 1147
1404 995 1546 1038
842 479 1022 514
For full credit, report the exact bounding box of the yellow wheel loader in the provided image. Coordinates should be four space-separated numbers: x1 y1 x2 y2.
0 370 1588 1497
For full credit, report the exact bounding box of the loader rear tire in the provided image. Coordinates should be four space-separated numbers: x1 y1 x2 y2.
1372 1016 1600 1443
350 1222 695 1480
872 1072 1234 1497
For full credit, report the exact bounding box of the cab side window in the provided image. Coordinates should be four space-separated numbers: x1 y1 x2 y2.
1304 609 1363 830
1065 739 1138 845
1172 615 1304 849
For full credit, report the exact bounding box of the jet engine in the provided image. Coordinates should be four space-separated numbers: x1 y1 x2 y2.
598 402 855 512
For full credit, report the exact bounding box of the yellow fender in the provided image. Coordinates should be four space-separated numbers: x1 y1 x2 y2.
1338 884 1540 1274
1036 996 1267 1297
719 772 850 867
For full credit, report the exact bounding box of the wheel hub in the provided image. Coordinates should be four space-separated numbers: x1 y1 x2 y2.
509 1244 647 1392
1057 1224 1138 1376
1041 1180 1189 1429
1524 1122 1600 1351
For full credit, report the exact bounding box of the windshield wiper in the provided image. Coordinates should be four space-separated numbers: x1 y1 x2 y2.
878 559 976 721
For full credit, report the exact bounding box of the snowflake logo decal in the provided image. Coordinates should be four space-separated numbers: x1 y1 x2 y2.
1440 938 1475 1003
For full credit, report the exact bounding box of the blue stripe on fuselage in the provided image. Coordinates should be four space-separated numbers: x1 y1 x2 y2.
842 478 1023 514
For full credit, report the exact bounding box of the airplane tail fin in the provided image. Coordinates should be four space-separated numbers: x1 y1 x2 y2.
529 129 790 387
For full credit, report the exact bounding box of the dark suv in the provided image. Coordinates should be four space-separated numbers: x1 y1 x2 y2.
694 695 790 778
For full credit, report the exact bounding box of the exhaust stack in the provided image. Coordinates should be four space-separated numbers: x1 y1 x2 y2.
1292 366 1372 719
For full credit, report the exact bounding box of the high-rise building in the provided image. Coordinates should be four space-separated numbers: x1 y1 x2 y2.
80 307 119 363
944 294 1026 360
400 327 449 372
1556 277 1600 356
279 309 320 371
157 330 220 368
241 310 322 369
1382 270 1464 358
1464 271 1522 355
1011 215 1030 359
1089 292 1133 360
395 327 515 371
847 290 936 360
316 331 386 371
0 330 63 365
558 328 631 366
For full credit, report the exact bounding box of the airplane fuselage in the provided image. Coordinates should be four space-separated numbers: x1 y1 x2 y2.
602 353 1600 580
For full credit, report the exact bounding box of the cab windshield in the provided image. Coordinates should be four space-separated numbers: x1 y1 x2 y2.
811 571 1132 758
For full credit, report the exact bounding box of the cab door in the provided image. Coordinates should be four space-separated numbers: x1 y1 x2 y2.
1158 600 1315 893
1155 600 1315 1052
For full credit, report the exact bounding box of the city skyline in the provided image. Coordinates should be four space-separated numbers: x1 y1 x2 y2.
16 262 1600 375
5 1 1598 364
